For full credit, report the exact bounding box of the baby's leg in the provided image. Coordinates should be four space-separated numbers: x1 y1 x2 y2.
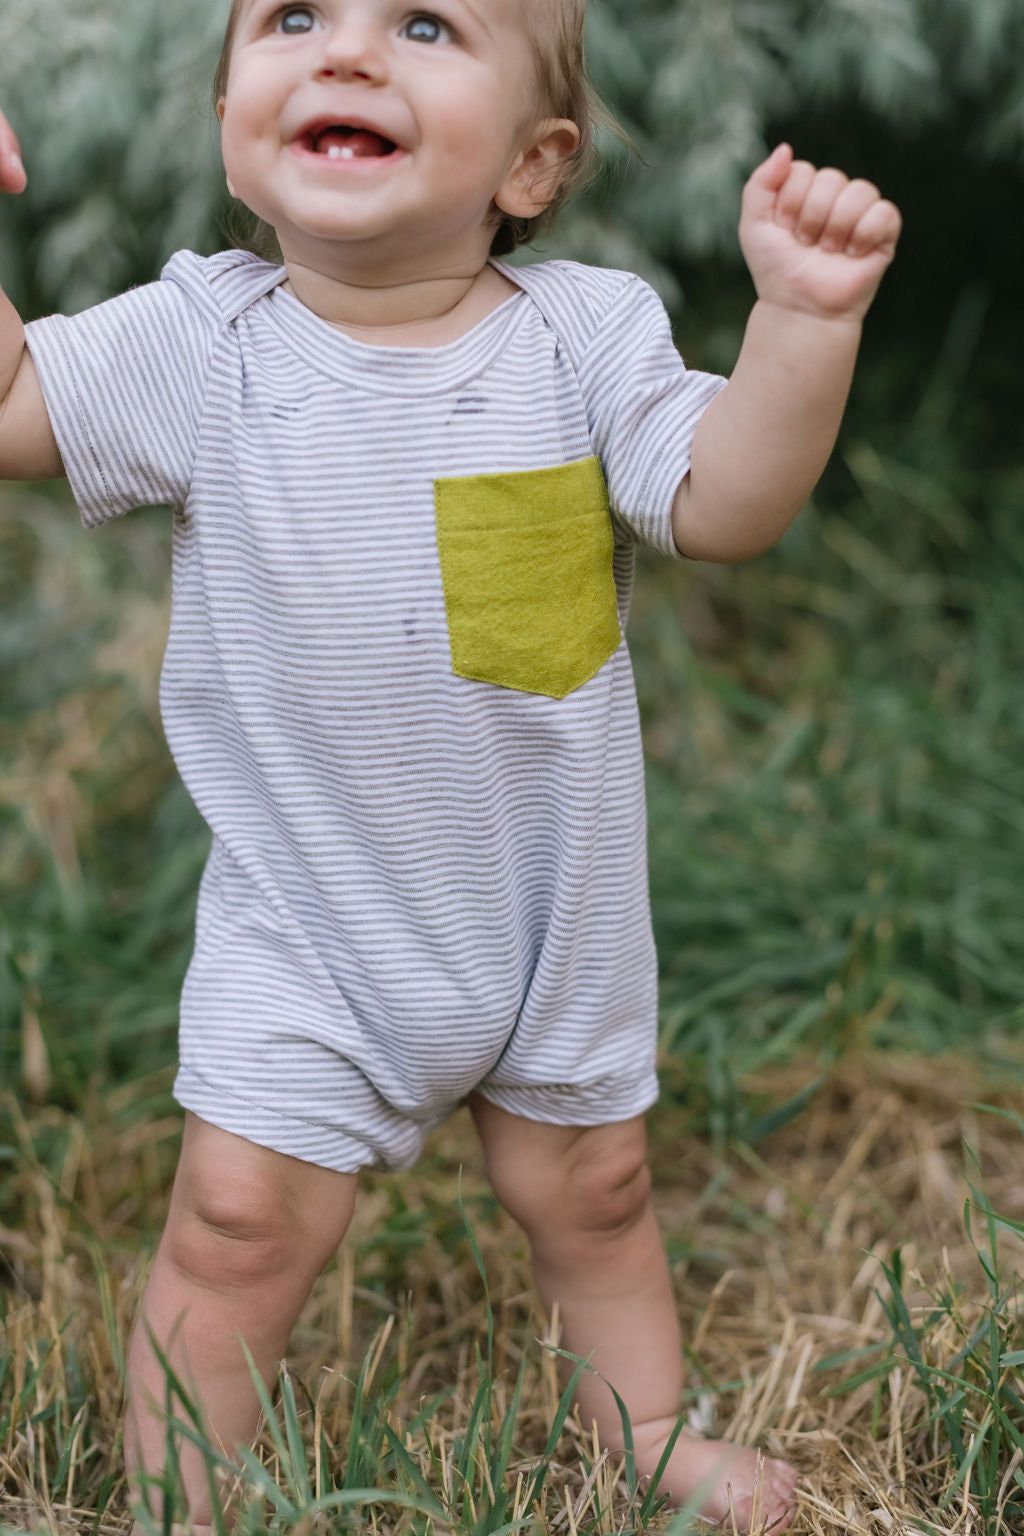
125 1112 357 1535
470 1099 797 1532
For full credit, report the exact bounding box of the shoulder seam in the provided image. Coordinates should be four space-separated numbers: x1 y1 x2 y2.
161 249 285 327
498 259 640 363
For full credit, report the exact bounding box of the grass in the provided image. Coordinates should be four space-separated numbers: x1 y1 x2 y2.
2 421 1024 1530
3 1057 1024 1533
632 446 1024 1105
820 1122 1024 1530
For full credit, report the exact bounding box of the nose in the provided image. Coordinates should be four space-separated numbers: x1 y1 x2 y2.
314 15 387 84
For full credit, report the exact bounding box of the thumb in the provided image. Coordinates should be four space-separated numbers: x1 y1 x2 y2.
0 112 27 195
741 142 792 220
1 153 27 195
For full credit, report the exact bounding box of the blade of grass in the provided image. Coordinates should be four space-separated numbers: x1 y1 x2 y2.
380 1420 448 1519
487 1347 530 1515
460 1175 495 1372
937 1409 993 1511
278 1360 312 1505
238 1337 295 1488
543 1346 636 1502
637 1412 687 1521
521 1353 590 1514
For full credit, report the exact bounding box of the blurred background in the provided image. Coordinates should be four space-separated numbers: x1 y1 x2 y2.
1 0 1022 1129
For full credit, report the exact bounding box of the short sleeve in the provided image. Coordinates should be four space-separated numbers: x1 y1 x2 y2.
24 259 223 527
577 277 727 558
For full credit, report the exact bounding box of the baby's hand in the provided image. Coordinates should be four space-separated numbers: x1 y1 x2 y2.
739 143 901 323
0 110 27 195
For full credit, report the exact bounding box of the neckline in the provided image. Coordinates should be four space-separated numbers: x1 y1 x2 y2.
261 258 533 396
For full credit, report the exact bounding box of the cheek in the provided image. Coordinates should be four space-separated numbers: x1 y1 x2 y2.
218 115 275 214
219 124 245 193
220 102 267 180
220 69 276 143
433 95 521 178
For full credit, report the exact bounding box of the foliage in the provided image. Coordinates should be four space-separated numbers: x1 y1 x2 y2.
0 0 228 317
582 0 1024 264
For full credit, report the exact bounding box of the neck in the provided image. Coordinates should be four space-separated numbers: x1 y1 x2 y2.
284 259 484 330
277 250 522 346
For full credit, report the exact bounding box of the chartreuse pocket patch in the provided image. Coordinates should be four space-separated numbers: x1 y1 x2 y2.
434 456 622 699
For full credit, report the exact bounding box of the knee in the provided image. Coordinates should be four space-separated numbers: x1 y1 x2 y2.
159 1115 357 1294
161 1155 323 1296
489 1121 652 1247
565 1136 652 1240
163 1171 309 1292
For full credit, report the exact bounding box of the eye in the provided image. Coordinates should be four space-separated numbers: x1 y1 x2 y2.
275 6 318 34
400 13 453 44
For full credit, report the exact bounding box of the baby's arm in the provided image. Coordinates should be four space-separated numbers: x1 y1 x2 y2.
672 144 901 562
0 109 64 481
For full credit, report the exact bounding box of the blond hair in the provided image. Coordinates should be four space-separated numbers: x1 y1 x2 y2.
211 0 614 260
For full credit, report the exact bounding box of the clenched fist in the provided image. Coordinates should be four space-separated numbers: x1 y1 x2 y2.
740 144 902 323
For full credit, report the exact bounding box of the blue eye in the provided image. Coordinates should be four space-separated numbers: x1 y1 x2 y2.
401 14 452 43
277 6 317 34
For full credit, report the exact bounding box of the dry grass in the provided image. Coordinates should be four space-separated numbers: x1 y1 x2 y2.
2 1049 1023 1535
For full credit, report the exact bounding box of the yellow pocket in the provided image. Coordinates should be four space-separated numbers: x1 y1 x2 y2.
434 456 622 699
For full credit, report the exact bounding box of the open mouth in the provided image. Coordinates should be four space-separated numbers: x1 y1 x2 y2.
302 125 399 160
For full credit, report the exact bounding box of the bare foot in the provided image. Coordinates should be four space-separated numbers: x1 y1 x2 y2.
634 1420 798 1532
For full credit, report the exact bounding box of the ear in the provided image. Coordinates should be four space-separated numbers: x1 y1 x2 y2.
216 98 238 199
495 118 581 220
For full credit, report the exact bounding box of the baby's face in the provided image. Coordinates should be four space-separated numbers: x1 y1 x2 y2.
218 0 552 270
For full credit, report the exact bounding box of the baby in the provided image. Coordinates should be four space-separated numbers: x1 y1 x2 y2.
0 0 901 1530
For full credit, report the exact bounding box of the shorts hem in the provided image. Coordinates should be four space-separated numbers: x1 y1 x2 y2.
472 1074 660 1127
173 1065 417 1175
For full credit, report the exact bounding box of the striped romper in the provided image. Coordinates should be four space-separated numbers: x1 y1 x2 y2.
25 250 726 1173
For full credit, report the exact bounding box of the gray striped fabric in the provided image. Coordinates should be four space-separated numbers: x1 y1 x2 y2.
25 251 727 1173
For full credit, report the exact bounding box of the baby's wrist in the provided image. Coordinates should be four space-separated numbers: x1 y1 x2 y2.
752 295 865 332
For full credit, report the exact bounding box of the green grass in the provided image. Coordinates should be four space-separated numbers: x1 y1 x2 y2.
821 1121 1024 1530
632 446 1024 1119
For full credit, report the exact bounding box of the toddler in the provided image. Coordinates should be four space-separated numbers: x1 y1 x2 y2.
0 0 901 1530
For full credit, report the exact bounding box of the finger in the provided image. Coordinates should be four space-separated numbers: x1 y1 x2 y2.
846 198 903 259
772 160 817 231
750 142 793 193
793 167 850 246
0 112 27 193
741 143 793 221
818 178 881 253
